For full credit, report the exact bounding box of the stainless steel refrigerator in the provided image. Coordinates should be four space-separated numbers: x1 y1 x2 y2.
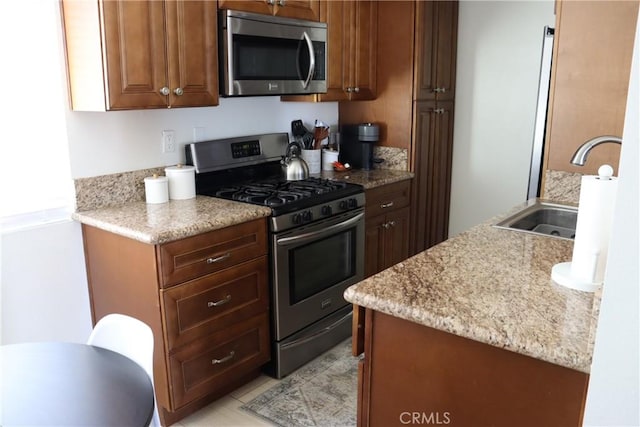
527 26 555 200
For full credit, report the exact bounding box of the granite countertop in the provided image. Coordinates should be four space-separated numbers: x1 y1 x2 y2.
344 200 600 373
320 169 413 189
72 196 272 245
72 169 412 245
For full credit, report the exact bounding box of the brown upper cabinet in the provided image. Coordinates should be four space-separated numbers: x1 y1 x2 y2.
217 0 320 21
282 0 377 102
543 0 638 176
62 0 218 111
414 0 458 101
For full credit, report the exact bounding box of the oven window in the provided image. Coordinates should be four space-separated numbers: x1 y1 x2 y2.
233 35 325 81
289 228 356 304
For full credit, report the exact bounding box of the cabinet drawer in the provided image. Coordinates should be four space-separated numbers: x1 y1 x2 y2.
365 179 411 218
162 257 269 350
157 219 267 287
168 313 270 409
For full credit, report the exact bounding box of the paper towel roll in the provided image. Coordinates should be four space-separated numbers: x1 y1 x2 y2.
569 168 618 284
165 165 196 200
144 175 169 204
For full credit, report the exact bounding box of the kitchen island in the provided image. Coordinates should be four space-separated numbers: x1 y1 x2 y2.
344 199 600 427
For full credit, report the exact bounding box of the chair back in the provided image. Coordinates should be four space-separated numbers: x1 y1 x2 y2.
88 313 160 427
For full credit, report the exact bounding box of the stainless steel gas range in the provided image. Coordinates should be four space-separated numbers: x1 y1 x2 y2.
186 133 364 378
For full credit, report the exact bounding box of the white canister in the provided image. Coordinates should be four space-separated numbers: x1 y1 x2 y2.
164 165 196 200
322 149 340 171
144 174 169 204
300 149 321 174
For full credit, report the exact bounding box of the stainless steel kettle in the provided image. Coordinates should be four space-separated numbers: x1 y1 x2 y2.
281 142 309 181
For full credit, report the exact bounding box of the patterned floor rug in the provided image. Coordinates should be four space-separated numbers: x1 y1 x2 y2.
240 339 358 426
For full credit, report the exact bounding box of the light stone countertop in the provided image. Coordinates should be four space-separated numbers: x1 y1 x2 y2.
72 196 272 245
320 169 413 189
344 200 600 373
72 169 413 244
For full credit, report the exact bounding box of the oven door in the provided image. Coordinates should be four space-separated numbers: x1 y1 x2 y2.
271 208 364 340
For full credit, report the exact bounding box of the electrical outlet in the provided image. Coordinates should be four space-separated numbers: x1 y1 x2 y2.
162 130 176 153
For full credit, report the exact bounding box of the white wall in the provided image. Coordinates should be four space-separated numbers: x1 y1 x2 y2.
583 14 639 426
449 1 555 236
67 99 338 178
1 220 92 343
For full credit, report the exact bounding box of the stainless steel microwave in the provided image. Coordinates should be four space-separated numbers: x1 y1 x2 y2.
219 10 327 97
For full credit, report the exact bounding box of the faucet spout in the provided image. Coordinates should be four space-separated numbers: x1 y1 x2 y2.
570 135 622 166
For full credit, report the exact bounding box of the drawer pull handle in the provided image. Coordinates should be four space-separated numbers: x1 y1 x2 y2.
207 295 231 308
380 201 394 209
212 350 235 365
206 253 231 264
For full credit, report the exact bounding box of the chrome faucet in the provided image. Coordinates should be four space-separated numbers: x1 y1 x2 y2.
570 135 622 166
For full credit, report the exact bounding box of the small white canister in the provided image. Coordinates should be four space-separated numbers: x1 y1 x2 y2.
322 149 340 171
164 164 196 200
144 174 169 204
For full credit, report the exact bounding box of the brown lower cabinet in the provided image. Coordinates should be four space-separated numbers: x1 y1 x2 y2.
354 308 589 427
81 218 270 426
364 180 412 278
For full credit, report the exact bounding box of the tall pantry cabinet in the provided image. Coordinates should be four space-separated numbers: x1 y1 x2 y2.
338 1 458 255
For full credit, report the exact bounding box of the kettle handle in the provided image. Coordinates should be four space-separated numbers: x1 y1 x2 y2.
286 141 303 157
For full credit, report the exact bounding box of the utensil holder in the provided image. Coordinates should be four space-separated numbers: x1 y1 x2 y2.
301 149 321 174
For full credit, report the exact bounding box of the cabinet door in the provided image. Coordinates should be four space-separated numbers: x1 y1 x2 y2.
544 0 637 176
414 1 458 101
348 0 377 100
102 1 169 109
165 1 219 107
317 1 350 101
274 0 320 21
411 101 454 254
382 206 410 271
364 214 386 278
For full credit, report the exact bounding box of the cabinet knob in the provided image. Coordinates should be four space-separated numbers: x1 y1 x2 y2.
278 0 286 6
353 87 360 93
389 220 396 227
346 87 353 93
159 86 170 96
173 87 184 96
267 0 275 5
382 222 390 229
380 201 394 209
434 87 446 93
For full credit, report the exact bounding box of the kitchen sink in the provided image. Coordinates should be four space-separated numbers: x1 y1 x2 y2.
493 201 578 240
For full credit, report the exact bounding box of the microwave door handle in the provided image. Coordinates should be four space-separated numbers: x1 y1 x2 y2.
276 212 363 247
302 31 315 89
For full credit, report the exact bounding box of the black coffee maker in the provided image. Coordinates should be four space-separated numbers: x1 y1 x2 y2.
339 123 380 170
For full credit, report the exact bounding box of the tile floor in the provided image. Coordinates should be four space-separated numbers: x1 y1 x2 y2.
171 375 280 426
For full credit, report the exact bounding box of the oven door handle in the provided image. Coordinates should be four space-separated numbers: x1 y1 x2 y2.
276 212 364 247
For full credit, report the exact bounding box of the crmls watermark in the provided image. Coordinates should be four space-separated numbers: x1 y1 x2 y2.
399 411 451 425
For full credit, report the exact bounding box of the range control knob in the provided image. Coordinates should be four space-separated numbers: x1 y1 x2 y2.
348 198 358 208
321 205 333 216
339 200 349 210
302 210 313 222
292 213 303 224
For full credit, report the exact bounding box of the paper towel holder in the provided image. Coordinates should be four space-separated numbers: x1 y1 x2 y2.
551 165 617 292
